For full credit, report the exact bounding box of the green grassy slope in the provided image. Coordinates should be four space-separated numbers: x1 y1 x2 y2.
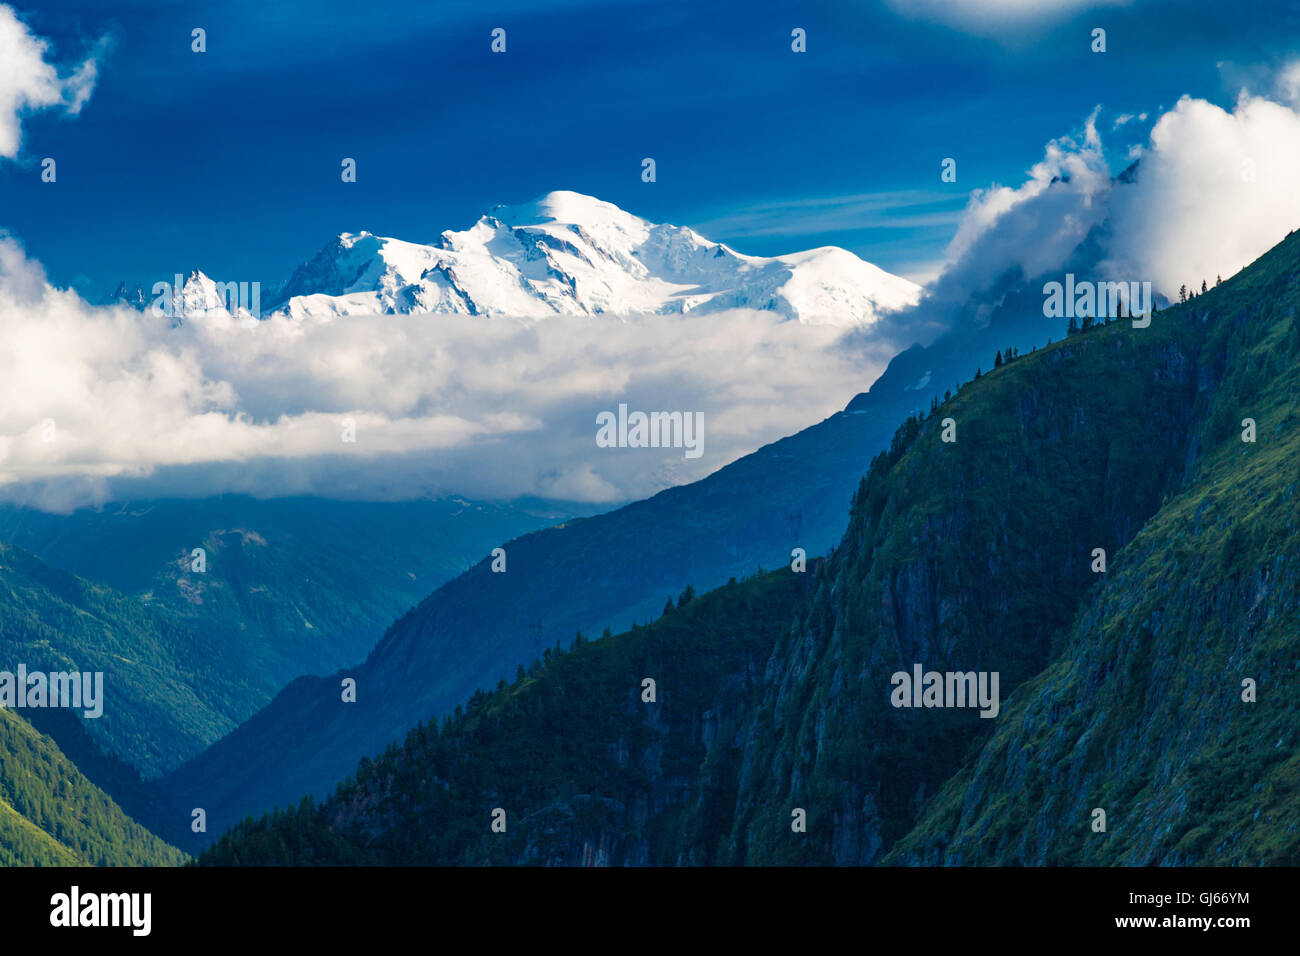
0 707 183 866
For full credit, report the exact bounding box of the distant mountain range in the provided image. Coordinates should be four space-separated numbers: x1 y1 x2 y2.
0 496 581 702
100 191 921 327
0 496 577 788
160 403 904 845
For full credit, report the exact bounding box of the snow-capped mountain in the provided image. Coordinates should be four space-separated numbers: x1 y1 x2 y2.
110 191 922 327
123 271 262 326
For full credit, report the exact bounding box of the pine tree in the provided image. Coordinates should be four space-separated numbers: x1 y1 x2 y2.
994 350 1003 368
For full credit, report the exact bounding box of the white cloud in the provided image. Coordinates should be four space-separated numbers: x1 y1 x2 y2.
894 108 1114 332
0 4 104 159
0 235 892 511
944 110 1112 277
1103 93 1300 293
925 92 1300 304
1111 111 1148 129
884 0 1130 35
1274 59 1300 107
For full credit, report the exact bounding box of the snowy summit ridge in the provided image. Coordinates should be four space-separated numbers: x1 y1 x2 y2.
126 191 922 327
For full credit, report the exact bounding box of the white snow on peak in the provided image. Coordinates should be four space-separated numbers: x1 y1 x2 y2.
195 191 923 327
161 270 261 326
495 190 651 236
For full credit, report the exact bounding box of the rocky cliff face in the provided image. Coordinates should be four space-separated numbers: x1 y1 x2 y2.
888 237 1300 865
720 307 1210 864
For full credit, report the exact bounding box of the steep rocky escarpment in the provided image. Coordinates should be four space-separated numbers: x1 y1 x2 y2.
889 234 1300 865
721 302 1211 864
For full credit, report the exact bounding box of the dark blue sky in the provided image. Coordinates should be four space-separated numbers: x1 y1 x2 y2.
3 0 1297 295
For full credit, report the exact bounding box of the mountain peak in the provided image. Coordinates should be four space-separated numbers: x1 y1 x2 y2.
493 190 649 231
133 193 922 326
316 194 919 324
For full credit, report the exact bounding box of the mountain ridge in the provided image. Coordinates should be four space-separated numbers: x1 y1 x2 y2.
103 191 921 327
161 402 905 845
0 707 184 866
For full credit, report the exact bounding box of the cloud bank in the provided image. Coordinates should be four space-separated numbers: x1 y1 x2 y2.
0 4 101 159
0 239 896 510
1102 93 1300 292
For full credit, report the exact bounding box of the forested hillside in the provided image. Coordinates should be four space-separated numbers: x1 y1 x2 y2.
198 572 811 864
0 708 183 866
0 542 256 777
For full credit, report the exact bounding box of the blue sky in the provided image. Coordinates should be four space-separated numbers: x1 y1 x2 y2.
3 0 1298 295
